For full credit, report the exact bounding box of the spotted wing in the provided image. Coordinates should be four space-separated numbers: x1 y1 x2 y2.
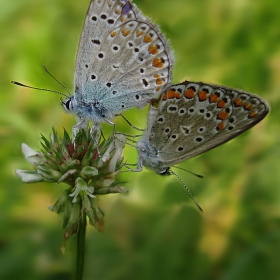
74 0 173 112
147 81 269 167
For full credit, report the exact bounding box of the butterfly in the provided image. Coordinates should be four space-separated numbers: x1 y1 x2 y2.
62 0 174 131
136 81 269 174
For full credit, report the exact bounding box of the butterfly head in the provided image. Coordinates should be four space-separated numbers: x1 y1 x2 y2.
157 167 172 176
61 95 115 125
61 96 74 113
137 138 170 175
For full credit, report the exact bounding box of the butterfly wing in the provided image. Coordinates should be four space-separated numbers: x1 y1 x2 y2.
144 81 269 168
74 0 173 114
75 0 136 93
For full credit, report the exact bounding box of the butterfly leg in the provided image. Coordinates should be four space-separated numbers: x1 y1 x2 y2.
118 114 144 132
89 123 106 162
123 158 143 173
114 132 142 146
89 123 101 140
72 118 88 140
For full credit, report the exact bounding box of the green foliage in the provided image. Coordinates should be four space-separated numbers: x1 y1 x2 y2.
1 0 279 279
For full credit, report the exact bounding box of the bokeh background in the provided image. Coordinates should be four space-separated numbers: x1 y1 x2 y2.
1 0 279 279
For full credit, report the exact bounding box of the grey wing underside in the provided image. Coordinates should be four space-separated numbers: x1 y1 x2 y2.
74 0 138 91
74 0 173 111
148 81 269 167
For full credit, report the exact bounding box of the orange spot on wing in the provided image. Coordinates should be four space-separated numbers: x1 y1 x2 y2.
152 58 164 68
184 88 195 99
115 9 121 14
165 89 181 99
144 35 153 43
217 100 226 108
209 94 219 103
249 111 258 118
155 76 163 85
110 31 117 37
198 91 208 101
244 102 252 110
149 45 158 55
121 29 131 37
136 30 145 37
217 110 229 120
217 122 225 131
156 87 161 92
162 92 168 100
120 16 125 22
234 98 244 106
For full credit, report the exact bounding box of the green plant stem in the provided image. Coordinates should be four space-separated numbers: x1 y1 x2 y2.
76 211 87 280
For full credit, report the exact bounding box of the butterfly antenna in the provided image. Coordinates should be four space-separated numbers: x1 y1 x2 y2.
173 165 204 178
169 169 204 213
11 81 69 98
42 65 71 96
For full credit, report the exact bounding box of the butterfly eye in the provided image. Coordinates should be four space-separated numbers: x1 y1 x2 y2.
158 168 171 176
63 98 72 112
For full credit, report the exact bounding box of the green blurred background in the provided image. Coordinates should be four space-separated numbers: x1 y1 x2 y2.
1 0 279 279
